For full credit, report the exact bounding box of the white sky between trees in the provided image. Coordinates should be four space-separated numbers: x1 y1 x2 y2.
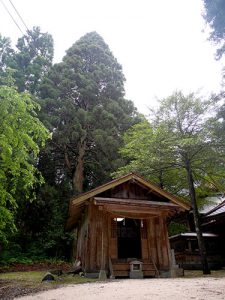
0 0 224 114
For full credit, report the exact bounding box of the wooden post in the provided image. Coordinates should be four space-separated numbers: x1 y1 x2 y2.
99 211 107 280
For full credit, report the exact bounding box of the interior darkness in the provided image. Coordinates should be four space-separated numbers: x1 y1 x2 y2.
117 218 141 259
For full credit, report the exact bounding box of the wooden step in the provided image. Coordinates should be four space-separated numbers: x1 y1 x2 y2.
114 270 129 277
142 263 155 271
112 263 129 271
143 270 157 277
111 259 157 278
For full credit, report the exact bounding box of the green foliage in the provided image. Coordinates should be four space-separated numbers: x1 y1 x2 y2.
168 222 188 236
1 27 53 94
0 82 49 244
116 91 225 203
40 31 140 192
155 91 225 198
13 182 74 259
0 239 70 265
114 118 183 190
0 248 33 265
0 35 14 70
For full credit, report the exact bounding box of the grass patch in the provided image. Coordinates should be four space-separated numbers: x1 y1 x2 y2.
0 271 97 299
0 270 97 285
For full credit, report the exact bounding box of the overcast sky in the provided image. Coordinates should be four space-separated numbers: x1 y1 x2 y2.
0 0 223 113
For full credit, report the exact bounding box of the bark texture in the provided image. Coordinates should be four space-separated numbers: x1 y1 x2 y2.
185 156 210 275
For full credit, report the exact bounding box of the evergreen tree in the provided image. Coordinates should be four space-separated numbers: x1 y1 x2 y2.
0 35 14 70
40 32 139 194
4 27 54 94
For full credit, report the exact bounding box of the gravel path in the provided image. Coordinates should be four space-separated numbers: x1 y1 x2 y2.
17 277 225 300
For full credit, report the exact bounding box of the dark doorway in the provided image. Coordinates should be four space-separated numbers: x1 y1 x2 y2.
117 218 141 259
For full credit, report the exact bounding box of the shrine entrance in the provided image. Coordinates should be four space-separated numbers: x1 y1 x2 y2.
116 218 142 259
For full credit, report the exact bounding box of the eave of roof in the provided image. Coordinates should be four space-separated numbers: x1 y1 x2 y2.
94 196 181 209
204 199 225 218
169 232 218 240
70 172 190 211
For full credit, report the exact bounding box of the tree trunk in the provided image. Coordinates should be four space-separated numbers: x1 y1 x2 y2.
158 169 164 189
72 137 86 194
184 156 210 274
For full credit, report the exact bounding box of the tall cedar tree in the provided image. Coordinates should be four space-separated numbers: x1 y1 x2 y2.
40 32 139 194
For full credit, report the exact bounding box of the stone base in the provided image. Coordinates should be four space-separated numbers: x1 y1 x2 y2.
129 271 143 279
85 272 99 278
171 268 184 277
159 270 171 278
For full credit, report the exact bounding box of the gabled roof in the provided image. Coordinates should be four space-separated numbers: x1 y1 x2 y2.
70 172 190 210
66 173 190 229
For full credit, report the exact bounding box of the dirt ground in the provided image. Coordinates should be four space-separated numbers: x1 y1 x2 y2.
17 277 225 300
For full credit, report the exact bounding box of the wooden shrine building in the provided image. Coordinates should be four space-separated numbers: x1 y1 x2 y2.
67 173 190 278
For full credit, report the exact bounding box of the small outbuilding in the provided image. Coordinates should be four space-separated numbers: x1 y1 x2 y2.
66 173 190 278
201 199 225 267
169 232 221 270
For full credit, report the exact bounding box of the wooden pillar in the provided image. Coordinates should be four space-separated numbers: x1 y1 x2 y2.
147 217 158 266
164 215 173 269
155 216 163 268
99 210 107 279
159 215 170 269
141 219 148 259
109 217 117 259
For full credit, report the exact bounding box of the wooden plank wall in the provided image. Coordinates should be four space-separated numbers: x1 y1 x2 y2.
76 209 88 270
76 206 171 273
109 182 151 200
84 204 109 272
146 216 171 270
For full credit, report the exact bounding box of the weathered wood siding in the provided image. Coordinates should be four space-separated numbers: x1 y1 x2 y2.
98 182 167 202
84 204 109 272
76 208 171 273
76 209 88 270
146 216 171 270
